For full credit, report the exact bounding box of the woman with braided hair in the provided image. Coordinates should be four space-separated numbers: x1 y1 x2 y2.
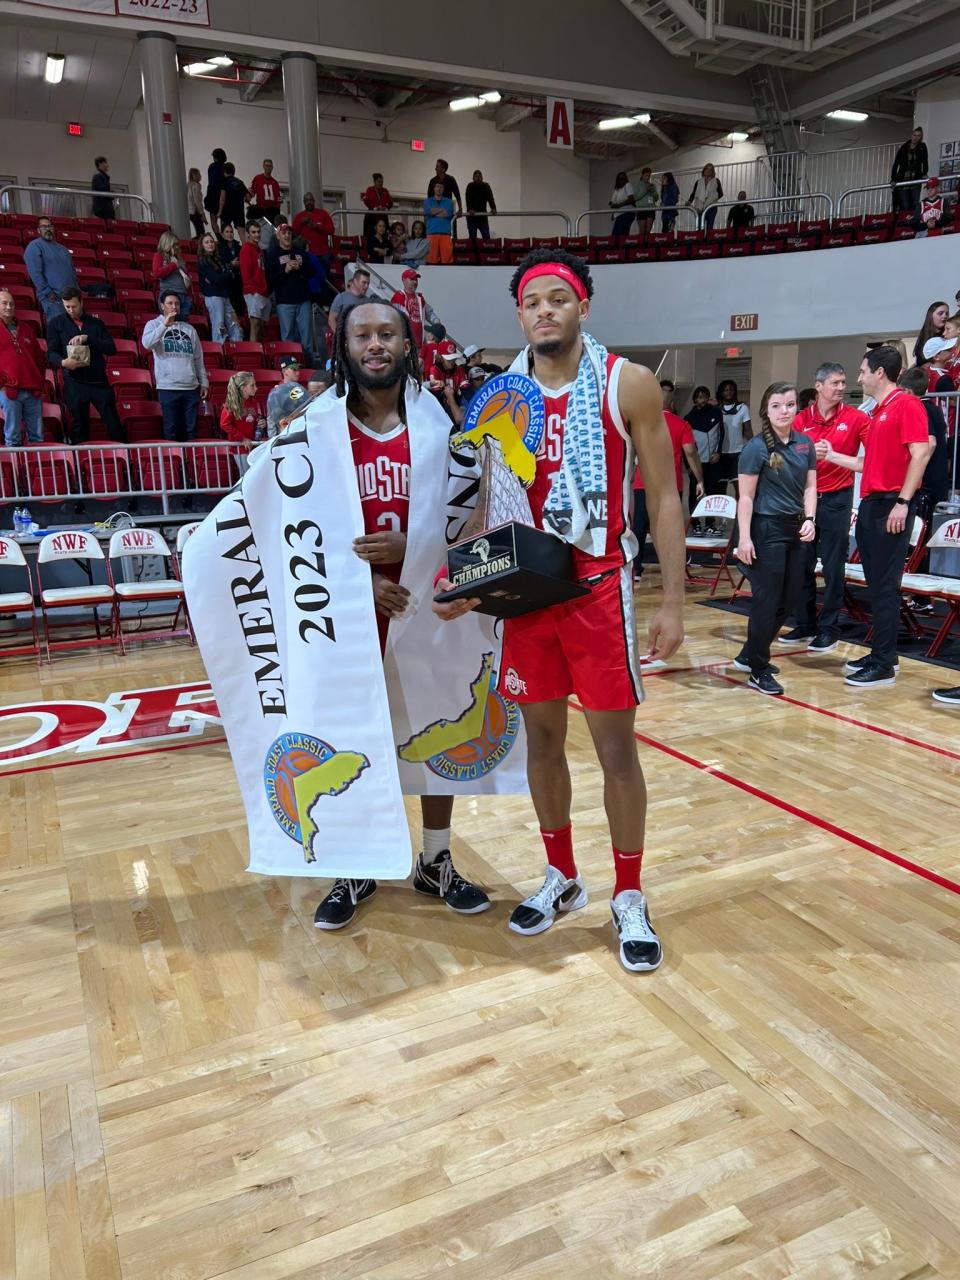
733 382 818 695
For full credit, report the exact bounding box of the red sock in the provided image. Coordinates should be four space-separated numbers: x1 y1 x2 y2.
541 823 577 880
612 846 643 897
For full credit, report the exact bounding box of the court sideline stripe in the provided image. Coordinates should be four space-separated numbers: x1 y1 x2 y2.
0 734 228 779
568 699 960 898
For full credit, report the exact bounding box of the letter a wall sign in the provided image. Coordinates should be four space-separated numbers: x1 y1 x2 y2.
546 97 574 150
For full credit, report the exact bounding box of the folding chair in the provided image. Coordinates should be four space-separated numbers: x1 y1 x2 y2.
685 494 738 595
0 534 41 662
36 529 120 659
897 517 960 656
108 527 192 646
845 514 925 624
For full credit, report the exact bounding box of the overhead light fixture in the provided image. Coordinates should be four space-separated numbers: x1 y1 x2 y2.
184 61 217 76
449 95 484 111
599 116 639 131
480 90 501 104
827 109 868 122
209 55 234 67
727 130 750 142
634 113 651 125
44 54 65 85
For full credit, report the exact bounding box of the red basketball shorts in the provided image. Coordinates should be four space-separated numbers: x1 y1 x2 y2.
498 565 642 712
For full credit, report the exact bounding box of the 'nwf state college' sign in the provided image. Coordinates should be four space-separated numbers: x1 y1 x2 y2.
730 313 759 331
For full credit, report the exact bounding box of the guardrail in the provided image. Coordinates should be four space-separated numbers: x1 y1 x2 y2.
331 207 573 237
0 442 245 515
695 192 833 230
574 204 699 235
0 184 155 222
929 391 960 500
835 178 931 219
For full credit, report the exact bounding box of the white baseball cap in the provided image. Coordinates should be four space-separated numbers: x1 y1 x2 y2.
923 335 956 360
462 344 482 358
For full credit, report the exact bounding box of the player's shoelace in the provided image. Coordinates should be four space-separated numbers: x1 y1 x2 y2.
327 878 359 906
431 853 472 899
615 895 657 943
524 866 568 913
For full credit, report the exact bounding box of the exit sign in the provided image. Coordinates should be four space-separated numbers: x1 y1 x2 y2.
410 138 425 152
67 121 83 137
730 312 758 331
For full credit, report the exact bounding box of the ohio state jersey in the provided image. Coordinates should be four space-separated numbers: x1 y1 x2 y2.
529 352 636 576
348 412 410 583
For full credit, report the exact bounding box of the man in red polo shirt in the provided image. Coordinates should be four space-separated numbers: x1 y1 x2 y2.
632 378 703 575
782 361 870 652
292 192 335 259
821 346 932 688
248 158 282 224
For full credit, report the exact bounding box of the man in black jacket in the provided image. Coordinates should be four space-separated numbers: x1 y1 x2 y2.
47 287 127 443
265 223 316 365
891 127 928 213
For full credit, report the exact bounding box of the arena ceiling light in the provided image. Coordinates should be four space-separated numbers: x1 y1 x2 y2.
480 91 501 104
599 113 650 130
449 95 484 111
184 61 217 76
209 55 234 67
727 131 750 142
827 109 869 122
44 54 65 85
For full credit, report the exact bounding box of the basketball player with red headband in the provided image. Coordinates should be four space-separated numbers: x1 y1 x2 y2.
434 248 685 972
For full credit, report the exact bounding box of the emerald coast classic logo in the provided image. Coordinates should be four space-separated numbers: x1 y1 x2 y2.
264 732 369 852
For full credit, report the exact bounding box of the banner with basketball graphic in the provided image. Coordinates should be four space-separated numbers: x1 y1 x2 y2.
182 385 527 881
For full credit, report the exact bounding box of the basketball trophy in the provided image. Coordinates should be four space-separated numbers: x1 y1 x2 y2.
435 373 588 619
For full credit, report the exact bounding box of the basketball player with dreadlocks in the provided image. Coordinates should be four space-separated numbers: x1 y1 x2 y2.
313 300 492 929
435 248 685 972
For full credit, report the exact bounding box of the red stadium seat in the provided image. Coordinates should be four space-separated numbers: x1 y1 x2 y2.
800 219 830 236
647 232 675 247
118 288 155 311
111 270 146 289
135 444 185 491
625 246 655 263
479 253 506 265
453 240 476 263
191 443 240 490
58 229 92 248
80 447 132 497
737 226 764 242
755 237 786 255
0 262 29 284
251 369 283 389
855 228 890 245
93 232 128 248
199 341 226 369
333 235 360 252
832 216 862 232
891 226 916 242
676 230 701 244
75 265 107 284
5 284 36 308
590 235 617 251
690 242 720 259
821 230 854 248
138 221 170 238
532 237 560 249
559 237 589 254
26 448 79 500
263 341 305 367
706 227 734 243
0 229 22 247
97 248 134 268
67 247 98 264
657 245 688 261
108 338 140 367
767 221 798 237
107 367 154 398
206 368 236 394
225 340 265 368
475 237 503 256
503 237 532 252
784 234 820 253
863 213 895 231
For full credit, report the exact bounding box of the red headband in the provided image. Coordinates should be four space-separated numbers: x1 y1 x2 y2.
517 262 588 303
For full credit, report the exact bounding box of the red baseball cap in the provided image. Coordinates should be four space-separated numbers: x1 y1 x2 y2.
401 267 420 281
438 339 458 357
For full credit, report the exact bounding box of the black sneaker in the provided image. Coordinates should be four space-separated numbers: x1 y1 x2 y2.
748 670 784 696
313 878 377 930
843 662 896 688
413 851 491 914
843 654 899 675
778 626 814 644
731 652 779 674
932 687 960 705
610 890 663 972
807 632 838 653
508 865 588 936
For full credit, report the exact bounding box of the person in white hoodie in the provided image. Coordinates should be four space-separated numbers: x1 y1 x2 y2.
688 163 723 230
141 290 209 441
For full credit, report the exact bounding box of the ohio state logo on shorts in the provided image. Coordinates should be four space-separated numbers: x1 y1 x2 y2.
504 667 527 696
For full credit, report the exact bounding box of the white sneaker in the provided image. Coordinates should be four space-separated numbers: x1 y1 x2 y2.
610 890 663 972
508 865 588 936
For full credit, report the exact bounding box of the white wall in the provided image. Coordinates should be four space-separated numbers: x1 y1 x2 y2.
376 236 947 353
915 77 960 177
0 117 139 198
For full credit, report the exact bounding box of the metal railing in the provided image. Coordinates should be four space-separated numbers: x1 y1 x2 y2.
330 207 572 238
835 178 930 220
0 442 244 515
574 204 698 235
929 391 960 503
0 184 155 222
695 191 833 229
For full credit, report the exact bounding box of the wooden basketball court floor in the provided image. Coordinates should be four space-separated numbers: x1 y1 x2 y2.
2 580 960 1280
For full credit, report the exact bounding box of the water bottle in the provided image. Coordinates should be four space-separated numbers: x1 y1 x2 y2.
20 506 34 533
12 507 23 534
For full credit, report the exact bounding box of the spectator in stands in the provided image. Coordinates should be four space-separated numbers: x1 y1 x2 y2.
424 180 455 265
900 365 948 531
0 288 44 446
218 162 248 233
141 291 209 443
205 148 228 235
218 223 245 318
266 356 306 436
635 168 657 234
464 169 497 243
239 220 271 343
913 300 949 365
402 219 429 270
913 177 946 234
366 216 393 266
187 167 206 239
266 222 315 364
727 191 755 232
389 269 443 348
327 262 372 337
361 172 393 238
463 344 501 374
292 193 335 259
197 232 243 345
891 126 928 214
660 172 679 233
428 159 462 217
689 163 722 230
717 379 752 490
609 172 636 236
91 156 114 221
151 231 192 317
426 338 466 397
685 385 723 514
388 221 407 262
307 371 330 398
220 371 266 450
634 381 703 577
923 336 957 391
798 387 816 411
47 287 126 444
248 159 282 224
24 217 78 324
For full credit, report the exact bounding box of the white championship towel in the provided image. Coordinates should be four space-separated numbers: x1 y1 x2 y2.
183 385 526 881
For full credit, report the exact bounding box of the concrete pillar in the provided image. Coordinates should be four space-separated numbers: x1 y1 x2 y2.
137 32 190 236
281 53 322 218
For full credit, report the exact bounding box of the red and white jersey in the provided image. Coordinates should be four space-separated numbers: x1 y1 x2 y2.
390 289 426 346
529 352 636 576
348 413 410 582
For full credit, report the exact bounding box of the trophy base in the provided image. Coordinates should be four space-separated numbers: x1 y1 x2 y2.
435 521 590 619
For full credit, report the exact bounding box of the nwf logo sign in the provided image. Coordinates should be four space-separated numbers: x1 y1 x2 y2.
51 532 85 554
